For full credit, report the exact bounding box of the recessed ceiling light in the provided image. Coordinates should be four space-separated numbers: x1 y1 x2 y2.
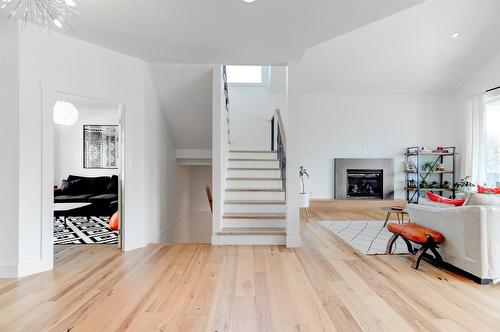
243 0 255 3
451 32 460 38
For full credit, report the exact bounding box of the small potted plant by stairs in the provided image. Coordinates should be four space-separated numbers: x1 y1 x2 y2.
299 166 310 208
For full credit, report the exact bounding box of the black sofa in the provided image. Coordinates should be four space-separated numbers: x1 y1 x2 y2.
54 175 118 216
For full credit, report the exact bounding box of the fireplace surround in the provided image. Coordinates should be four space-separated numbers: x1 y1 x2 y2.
334 158 394 200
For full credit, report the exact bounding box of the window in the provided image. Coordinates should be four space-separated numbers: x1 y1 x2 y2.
485 100 500 186
226 65 262 84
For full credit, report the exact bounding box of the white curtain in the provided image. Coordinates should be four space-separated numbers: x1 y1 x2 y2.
462 94 486 185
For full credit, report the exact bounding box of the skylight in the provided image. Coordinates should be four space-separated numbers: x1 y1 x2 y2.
226 65 262 84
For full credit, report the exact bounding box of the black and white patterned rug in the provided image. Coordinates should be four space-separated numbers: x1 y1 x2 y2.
318 220 408 255
54 216 118 245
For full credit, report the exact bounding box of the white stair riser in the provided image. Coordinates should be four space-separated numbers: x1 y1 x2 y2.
225 191 285 201
212 234 286 245
224 204 287 213
228 160 279 168
227 179 283 189
227 169 281 178
229 152 277 160
222 219 286 228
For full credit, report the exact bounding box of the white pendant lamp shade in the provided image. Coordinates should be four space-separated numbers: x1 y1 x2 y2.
53 101 79 125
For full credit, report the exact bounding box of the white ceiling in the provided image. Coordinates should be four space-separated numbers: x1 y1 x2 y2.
148 64 213 149
57 0 423 64
297 0 500 94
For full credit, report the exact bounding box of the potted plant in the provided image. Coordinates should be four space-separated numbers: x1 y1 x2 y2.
299 166 310 208
453 176 476 198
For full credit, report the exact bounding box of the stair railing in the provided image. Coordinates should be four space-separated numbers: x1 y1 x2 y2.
270 109 286 190
222 65 231 145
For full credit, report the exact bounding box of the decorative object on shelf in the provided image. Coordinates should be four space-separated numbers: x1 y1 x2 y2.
83 125 119 169
405 146 457 203
405 160 417 172
406 179 417 188
53 100 78 125
436 163 446 171
1 0 79 31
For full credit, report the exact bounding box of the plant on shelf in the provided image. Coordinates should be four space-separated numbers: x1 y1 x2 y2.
443 180 451 189
422 161 436 172
298 166 310 208
420 180 429 189
429 181 440 189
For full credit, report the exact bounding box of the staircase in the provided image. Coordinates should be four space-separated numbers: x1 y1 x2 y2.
217 150 287 245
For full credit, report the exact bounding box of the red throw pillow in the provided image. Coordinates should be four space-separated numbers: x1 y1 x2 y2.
426 192 465 206
477 185 500 194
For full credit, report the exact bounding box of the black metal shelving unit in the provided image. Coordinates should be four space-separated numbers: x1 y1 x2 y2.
405 146 457 203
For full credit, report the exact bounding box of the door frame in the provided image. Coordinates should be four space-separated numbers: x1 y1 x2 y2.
42 87 126 264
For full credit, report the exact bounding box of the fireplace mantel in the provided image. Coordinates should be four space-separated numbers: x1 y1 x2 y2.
334 158 394 200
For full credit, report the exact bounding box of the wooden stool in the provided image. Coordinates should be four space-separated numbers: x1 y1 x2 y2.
385 223 444 270
382 206 409 227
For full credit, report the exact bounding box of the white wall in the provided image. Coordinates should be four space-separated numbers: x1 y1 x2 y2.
166 166 212 243
10 23 152 276
229 66 287 150
54 108 120 186
0 20 20 277
145 71 192 243
294 93 455 199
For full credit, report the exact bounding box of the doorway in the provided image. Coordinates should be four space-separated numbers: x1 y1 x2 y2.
52 93 123 247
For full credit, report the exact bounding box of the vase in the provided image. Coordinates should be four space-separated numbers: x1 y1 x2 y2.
299 193 310 208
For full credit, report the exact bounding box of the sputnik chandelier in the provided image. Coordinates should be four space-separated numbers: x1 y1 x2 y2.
1 0 78 30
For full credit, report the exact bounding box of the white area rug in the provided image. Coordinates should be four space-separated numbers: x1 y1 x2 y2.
318 220 409 255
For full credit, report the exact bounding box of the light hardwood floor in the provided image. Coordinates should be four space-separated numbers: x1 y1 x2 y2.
1 201 500 331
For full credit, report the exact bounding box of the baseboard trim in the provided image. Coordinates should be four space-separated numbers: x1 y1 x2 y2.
156 210 191 243
211 234 286 245
0 264 18 278
286 236 301 248
18 259 53 278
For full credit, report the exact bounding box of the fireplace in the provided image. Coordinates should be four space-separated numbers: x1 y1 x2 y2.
334 158 394 200
346 169 383 199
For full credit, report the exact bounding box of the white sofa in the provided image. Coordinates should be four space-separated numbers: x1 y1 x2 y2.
406 194 500 283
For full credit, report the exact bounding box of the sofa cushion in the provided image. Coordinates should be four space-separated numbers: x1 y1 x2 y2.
477 185 500 194
54 194 94 203
465 193 500 206
67 175 110 195
89 193 118 204
107 175 118 193
426 192 465 206
64 179 86 195
419 198 455 208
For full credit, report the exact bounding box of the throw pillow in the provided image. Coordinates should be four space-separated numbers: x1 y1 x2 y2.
65 178 85 195
477 185 500 194
426 192 465 206
419 198 453 208
465 193 500 206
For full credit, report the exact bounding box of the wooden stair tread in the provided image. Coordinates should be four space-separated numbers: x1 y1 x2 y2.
225 188 285 192
217 228 286 235
227 177 282 181
225 200 286 205
228 168 280 170
230 150 275 153
228 158 278 161
223 213 286 219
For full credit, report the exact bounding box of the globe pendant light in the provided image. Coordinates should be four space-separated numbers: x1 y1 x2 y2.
53 100 79 125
